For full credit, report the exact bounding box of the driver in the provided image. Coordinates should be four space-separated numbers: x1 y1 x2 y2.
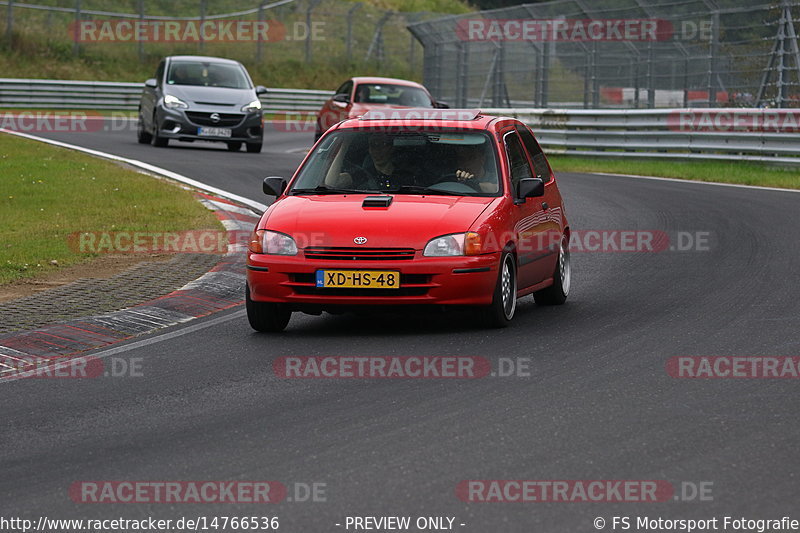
334 133 414 190
453 142 498 193
170 65 189 85
364 133 400 189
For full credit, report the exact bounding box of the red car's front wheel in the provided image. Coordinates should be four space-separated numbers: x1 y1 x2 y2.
480 251 517 328
246 284 291 332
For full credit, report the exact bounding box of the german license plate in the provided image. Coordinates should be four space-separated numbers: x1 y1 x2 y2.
198 127 232 137
316 270 400 289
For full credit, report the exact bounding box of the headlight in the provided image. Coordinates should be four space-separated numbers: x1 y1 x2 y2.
163 94 188 110
423 232 482 257
249 229 297 255
241 99 262 113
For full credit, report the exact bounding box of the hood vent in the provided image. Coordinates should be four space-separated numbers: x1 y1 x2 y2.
362 195 393 208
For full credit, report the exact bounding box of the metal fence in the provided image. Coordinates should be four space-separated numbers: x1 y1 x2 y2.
0 78 333 112
1 77 798 165
409 0 800 109
485 107 800 165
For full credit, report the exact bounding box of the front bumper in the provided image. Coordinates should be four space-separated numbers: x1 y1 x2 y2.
156 107 263 143
246 251 501 308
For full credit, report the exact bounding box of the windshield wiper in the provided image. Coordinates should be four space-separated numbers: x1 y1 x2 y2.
387 185 465 196
291 185 370 195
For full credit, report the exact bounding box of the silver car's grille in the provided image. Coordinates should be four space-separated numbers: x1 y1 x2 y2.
185 112 244 127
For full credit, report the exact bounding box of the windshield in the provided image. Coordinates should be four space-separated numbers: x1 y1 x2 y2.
353 84 433 107
166 61 251 89
291 129 501 197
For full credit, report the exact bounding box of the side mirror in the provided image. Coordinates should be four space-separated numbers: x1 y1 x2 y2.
517 177 545 199
434 101 450 109
144 78 157 88
332 93 350 104
255 85 268 95
263 176 288 197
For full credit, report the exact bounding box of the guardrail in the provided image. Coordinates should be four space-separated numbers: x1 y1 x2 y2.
484 108 800 166
1 79 798 165
0 78 333 113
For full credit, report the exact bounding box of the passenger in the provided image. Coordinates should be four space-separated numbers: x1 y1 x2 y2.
453 142 498 193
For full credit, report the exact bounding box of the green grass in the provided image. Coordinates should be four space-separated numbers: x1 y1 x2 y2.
341 0 472 13
0 132 223 285
547 155 800 189
0 0 473 89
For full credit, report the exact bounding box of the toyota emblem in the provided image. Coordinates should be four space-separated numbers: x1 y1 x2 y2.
354 236 367 245
210 113 221 123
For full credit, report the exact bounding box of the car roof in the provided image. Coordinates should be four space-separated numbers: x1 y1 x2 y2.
350 77 426 89
166 55 242 65
335 108 515 132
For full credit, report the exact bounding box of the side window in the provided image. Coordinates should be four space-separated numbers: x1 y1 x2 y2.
516 125 552 181
335 81 353 97
155 61 165 86
504 132 534 192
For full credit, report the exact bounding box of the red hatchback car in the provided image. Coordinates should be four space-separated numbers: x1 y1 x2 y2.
247 109 571 332
314 77 444 141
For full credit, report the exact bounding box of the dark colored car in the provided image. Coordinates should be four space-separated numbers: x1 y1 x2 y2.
138 55 266 153
246 109 571 332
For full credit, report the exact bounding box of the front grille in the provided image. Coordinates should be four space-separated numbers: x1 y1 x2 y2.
193 102 236 106
185 112 244 127
304 247 416 261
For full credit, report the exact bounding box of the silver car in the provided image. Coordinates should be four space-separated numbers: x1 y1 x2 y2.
138 55 266 153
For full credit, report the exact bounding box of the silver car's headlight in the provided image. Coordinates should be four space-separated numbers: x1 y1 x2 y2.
241 99 263 113
163 94 189 110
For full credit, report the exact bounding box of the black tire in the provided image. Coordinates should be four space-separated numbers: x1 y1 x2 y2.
479 251 517 328
136 114 152 144
533 234 571 305
151 116 169 147
246 141 262 153
226 141 242 152
246 285 291 332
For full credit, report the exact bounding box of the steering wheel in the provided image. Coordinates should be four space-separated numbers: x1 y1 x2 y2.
430 173 480 193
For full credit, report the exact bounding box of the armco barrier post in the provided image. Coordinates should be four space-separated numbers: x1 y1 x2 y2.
346 3 362 62
199 0 207 53
305 0 322 63
256 1 266 63
5 0 12 45
72 0 80 57
137 0 144 62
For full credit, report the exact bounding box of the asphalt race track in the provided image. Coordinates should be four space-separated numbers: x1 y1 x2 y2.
1 124 799 532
